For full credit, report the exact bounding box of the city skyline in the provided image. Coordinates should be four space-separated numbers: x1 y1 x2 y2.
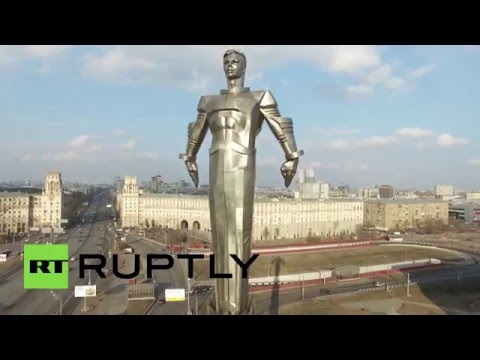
1 45 479 189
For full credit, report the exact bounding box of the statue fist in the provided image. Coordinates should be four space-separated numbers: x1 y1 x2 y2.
281 158 298 188
185 161 199 188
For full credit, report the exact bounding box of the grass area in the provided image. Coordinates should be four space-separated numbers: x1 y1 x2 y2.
280 298 369 315
191 245 462 281
277 277 480 315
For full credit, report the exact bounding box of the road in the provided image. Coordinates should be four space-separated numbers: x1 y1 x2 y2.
252 254 480 314
0 190 114 315
125 233 192 315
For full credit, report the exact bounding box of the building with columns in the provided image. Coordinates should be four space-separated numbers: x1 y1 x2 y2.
117 176 363 242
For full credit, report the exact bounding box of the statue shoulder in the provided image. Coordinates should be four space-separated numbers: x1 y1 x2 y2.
258 90 278 108
197 96 212 112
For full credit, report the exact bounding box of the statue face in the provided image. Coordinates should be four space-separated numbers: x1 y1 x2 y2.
223 53 246 80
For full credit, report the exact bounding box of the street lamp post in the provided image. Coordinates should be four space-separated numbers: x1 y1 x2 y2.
300 274 305 301
186 278 192 315
49 291 63 315
195 292 198 315
81 261 93 312
407 272 411 297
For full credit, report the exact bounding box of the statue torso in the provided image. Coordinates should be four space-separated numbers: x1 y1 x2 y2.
203 90 265 150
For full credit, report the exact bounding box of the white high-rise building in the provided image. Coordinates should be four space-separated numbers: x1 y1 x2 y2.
294 168 329 200
434 185 454 197
305 168 315 179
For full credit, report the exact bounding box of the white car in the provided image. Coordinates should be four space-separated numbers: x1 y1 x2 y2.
374 282 386 287
70 256 76 261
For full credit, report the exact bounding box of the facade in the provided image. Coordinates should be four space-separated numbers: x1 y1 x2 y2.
434 185 454 197
117 177 363 241
449 201 480 223
466 192 480 201
394 191 419 200
0 172 63 235
364 199 449 231
0 193 30 234
358 188 380 199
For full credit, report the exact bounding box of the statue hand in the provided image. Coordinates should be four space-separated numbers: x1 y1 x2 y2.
281 158 298 188
185 161 199 188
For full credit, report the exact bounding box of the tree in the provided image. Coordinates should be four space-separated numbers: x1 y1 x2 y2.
424 218 449 234
145 219 150 229
274 227 280 239
151 219 155 228
262 226 270 241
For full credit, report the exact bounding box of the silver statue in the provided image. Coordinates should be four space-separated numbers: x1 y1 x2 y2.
180 48 304 314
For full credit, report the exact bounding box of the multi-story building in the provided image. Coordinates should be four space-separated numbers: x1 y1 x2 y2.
394 191 419 200
150 175 164 193
358 188 380 199
378 185 394 199
434 185 454 197
117 176 363 242
364 199 449 231
466 192 480 201
0 171 63 235
0 193 30 234
293 168 329 200
449 201 480 223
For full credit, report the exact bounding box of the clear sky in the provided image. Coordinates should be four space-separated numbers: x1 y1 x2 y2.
0 45 478 191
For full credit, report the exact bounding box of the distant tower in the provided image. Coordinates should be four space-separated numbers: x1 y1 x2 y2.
123 176 138 194
298 169 306 184
378 185 394 199
42 171 63 228
305 168 315 179
121 176 139 228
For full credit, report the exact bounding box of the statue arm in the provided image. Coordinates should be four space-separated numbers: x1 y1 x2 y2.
259 91 304 161
179 97 209 187
179 97 208 162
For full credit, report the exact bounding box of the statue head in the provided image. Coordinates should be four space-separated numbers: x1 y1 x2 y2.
223 49 247 80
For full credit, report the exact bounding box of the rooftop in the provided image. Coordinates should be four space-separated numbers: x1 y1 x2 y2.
0 192 31 198
138 193 362 203
365 198 447 204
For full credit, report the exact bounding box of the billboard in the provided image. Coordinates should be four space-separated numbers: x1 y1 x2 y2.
41 227 52 234
74 285 97 297
61 219 69 224
0 254 6 262
30 227 40 232
165 288 185 302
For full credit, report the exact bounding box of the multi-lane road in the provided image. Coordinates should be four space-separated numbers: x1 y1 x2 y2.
0 190 114 315
0 190 197 315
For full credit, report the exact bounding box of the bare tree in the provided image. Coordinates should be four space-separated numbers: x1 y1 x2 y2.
424 218 449 234
262 226 270 241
